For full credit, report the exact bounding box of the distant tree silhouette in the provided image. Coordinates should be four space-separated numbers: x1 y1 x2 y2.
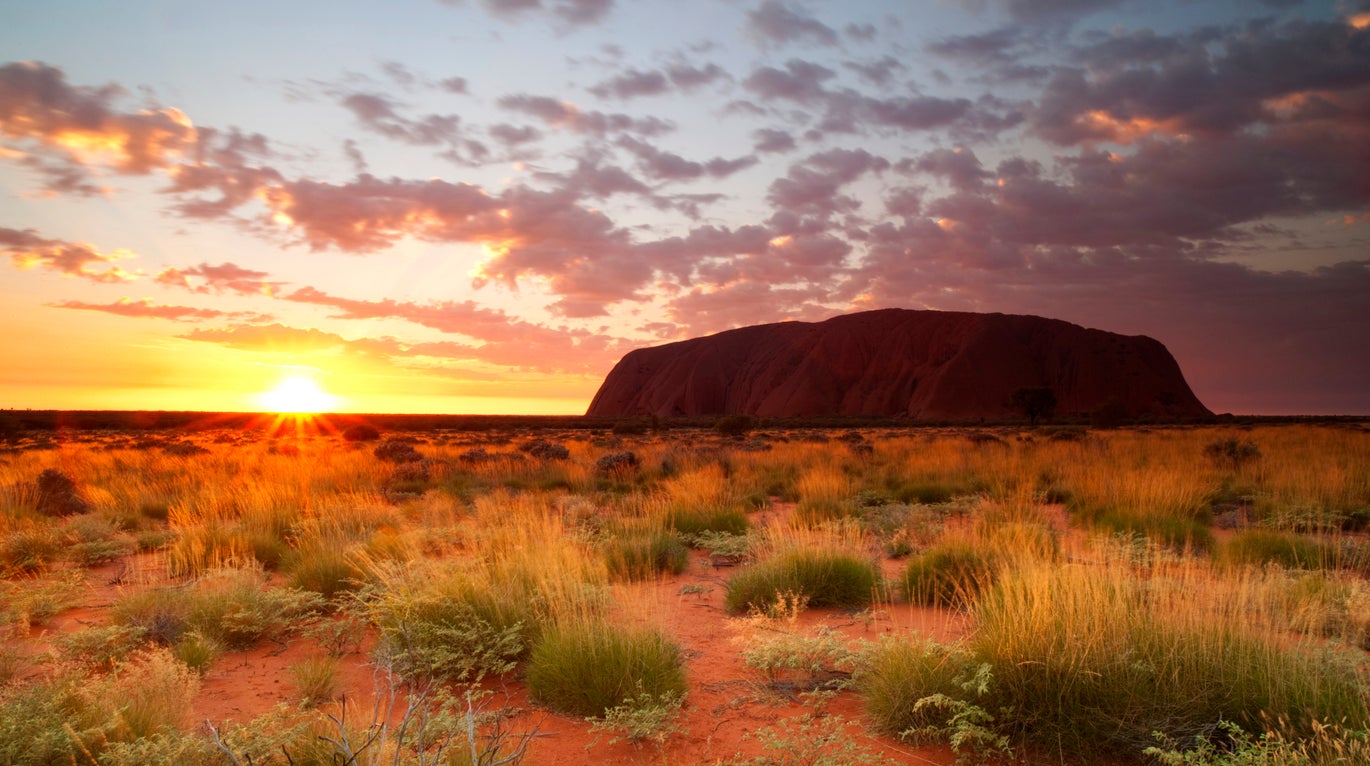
1010 386 1057 426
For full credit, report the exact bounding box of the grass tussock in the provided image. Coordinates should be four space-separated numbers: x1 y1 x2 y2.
901 542 996 608
970 562 1370 755
603 525 689 581
526 617 686 718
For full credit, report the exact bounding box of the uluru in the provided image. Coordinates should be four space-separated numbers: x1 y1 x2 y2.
586 309 1211 421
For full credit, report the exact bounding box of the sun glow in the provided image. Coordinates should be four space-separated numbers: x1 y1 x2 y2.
258 375 338 413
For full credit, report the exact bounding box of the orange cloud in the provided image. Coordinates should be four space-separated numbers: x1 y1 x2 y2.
49 298 270 322
0 62 196 176
1 227 138 283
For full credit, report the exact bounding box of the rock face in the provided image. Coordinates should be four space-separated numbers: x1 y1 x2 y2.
586 309 1211 420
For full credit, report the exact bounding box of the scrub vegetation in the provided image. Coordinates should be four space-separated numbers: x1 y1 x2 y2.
1 419 1368 764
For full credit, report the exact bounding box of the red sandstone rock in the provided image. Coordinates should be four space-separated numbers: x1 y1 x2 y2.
586 309 1211 420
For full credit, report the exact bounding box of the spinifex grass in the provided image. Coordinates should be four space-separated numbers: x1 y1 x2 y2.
725 522 880 613
526 616 686 718
970 560 1370 755
662 464 751 535
603 523 689 581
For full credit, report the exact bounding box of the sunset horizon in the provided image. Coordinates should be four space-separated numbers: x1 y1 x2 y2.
3 1 1367 417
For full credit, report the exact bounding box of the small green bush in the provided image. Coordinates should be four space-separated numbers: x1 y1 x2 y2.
902 543 995 608
725 550 879 614
527 619 686 718
604 529 689 581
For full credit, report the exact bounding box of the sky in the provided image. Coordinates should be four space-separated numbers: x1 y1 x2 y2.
1 0 1367 416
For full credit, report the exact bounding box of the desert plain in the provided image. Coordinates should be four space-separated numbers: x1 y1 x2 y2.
2 417 1368 765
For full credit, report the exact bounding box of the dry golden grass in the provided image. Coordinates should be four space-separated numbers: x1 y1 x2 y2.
1 421 1367 764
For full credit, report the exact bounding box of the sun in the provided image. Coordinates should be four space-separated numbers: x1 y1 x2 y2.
258 375 338 414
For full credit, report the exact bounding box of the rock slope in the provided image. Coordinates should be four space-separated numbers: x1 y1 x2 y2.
586 309 1210 420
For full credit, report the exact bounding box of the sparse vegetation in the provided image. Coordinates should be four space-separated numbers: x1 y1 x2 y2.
1 421 1367 763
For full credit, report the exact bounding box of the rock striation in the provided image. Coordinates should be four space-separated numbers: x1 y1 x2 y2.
586 309 1210 420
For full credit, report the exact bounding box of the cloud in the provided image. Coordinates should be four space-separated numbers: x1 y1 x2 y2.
153 262 282 295
1032 17 1370 144
261 174 501 252
49 298 270 322
953 0 1122 23
0 61 197 192
587 62 726 100
339 92 463 146
753 128 797 153
1 227 138 283
497 94 673 136
163 127 282 220
615 136 757 182
742 58 993 137
441 0 613 26
766 148 890 217
178 323 348 353
747 1 839 47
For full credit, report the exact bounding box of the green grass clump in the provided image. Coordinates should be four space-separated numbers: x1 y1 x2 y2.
1221 530 1335 570
859 636 994 741
970 564 1370 756
0 526 62 574
886 479 958 505
290 655 342 707
526 619 686 718
901 543 996 608
604 528 689 581
285 544 365 599
667 506 750 537
1091 508 1216 553
724 549 878 614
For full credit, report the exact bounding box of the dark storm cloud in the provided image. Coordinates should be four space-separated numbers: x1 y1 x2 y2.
1033 17 1370 144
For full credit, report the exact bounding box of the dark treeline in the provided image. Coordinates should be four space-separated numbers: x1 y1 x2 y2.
0 409 1364 436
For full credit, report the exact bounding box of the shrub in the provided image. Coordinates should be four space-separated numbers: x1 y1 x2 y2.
604 528 689 581
520 439 570 460
1205 437 1261 472
902 543 996 608
35 468 89 516
366 567 535 684
374 438 422 463
342 423 381 442
114 567 322 649
714 415 755 438
725 550 878 614
594 450 640 480
526 619 686 718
